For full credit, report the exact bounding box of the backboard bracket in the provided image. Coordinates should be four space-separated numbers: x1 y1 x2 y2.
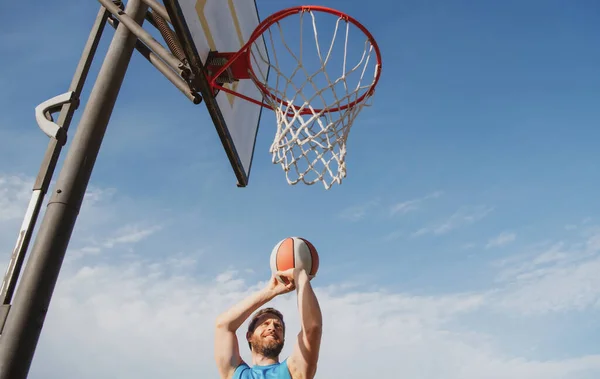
206 51 251 87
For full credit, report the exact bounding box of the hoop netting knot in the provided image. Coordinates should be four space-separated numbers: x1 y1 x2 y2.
248 9 380 189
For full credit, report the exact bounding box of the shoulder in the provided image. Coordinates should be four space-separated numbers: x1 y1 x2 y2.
280 359 293 379
232 361 251 379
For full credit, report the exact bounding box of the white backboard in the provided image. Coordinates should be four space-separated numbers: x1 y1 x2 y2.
164 0 269 186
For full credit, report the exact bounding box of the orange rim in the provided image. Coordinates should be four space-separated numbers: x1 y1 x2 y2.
208 6 382 115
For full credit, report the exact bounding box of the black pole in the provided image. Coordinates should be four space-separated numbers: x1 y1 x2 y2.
0 0 148 377
0 5 108 318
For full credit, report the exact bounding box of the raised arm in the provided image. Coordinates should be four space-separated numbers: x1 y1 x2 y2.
285 269 323 379
214 288 274 378
214 278 295 379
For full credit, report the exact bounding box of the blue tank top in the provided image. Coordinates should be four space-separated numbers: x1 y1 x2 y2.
233 359 291 379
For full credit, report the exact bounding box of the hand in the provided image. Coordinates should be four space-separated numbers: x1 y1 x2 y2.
277 268 316 284
265 268 316 297
265 270 296 296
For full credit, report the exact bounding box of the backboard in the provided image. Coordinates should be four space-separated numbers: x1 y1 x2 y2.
163 0 269 187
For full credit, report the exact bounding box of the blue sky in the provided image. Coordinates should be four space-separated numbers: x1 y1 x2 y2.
1 0 600 378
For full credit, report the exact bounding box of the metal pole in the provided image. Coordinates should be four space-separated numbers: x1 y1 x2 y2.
0 0 148 377
141 0 172 24
0 6 109 332
106 16 201 104
98 0 189 78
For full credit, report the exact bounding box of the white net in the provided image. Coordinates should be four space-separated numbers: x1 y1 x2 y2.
247 9 380 189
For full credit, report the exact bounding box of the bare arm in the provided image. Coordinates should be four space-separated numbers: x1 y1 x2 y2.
214 288 276 379
287 269 323 379
214 276 295 379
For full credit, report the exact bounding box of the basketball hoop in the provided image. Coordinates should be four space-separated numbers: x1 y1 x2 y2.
204 6 382 189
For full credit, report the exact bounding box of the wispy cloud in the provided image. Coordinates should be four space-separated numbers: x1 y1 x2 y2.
413 205 494 237
340 190 442 223
338 199 379 222
462 242 477 249
83 186 117 208
494 255 600 315
0 174 32 222
4 172 597 379
390 190 443 216
103 224 162 248
494 241 575 283
28 251 600 379
564 217 593 231
486 232 517 249
383 229 404 241
0 172 163 265
68 222 163 261
491 230 600 315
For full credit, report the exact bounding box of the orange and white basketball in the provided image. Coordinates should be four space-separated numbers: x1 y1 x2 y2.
270 237 319 281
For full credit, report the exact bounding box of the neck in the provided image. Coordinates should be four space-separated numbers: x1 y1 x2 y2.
252 353 279 366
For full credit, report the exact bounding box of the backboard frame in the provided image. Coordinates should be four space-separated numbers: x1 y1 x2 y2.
163 0 269 187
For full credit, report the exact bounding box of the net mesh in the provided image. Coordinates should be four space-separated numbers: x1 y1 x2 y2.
247 9 379 189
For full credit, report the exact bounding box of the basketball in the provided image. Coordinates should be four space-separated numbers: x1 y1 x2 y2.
270 237 319 281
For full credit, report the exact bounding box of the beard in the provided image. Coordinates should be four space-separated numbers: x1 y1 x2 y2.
252 335 284 359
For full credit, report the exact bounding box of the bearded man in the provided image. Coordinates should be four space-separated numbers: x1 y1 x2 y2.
214 268 322 379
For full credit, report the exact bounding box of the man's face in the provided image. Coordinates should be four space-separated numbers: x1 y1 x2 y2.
248 313 285 358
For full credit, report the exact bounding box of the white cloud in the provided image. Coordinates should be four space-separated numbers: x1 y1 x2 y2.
0 174 32 222
3 174 599 379
493 256 600 315
339 191 442 224
83 186 117 208
491 230 600 315
390 190 443 216
486 231 517 249
338 199 379 222
0 172 120 237
23 256 600 379
382 229 404 241
103 224 162 248
413 205 494 237
66 223 162 261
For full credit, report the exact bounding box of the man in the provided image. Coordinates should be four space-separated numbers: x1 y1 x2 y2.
214 268 323 379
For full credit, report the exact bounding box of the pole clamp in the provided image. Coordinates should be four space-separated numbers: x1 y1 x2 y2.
35 91 79 145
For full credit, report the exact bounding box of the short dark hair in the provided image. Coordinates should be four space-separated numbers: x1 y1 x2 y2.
247 307 285 350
